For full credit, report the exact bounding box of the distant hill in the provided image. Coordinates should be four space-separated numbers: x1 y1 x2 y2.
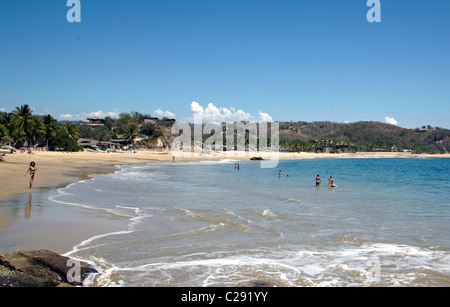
2 108 448 154
278 121 450 154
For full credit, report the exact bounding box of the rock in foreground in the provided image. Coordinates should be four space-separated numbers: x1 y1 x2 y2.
0 249 97 287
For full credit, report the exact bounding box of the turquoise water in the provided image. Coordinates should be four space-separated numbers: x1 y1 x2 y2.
46 158 450 286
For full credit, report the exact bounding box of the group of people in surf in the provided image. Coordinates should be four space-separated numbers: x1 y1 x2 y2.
315 174 336 187
276 169 336 187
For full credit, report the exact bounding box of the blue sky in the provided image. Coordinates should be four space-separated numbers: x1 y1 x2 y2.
0 0 449 128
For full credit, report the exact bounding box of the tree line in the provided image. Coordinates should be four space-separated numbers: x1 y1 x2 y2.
2 105 449 154
0 104 80 151
278 121 450 154
76 111 164 145
0 106 165 151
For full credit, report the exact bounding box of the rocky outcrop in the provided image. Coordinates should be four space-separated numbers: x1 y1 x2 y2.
238 280 277 287
250 157 264 160
0 250 97 287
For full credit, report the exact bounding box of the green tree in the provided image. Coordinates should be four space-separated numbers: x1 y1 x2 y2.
0 113 16 145
51 128 81 152
124 122 138 140
42 114 58 149
110 127 119 139
13 104 34 146
0 124 13 144
63 123 80 142
140 122 157 136
28 117 44 146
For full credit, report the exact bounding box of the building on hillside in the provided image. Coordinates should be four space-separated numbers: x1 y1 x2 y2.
77 138 100 149
86 117 105 126
143 117 160 125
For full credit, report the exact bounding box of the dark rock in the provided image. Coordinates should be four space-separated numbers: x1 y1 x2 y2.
0 249 97 287
238 280 277 287
250 157 264 160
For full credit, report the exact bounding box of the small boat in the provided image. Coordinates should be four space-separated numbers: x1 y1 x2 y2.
0 147 14 154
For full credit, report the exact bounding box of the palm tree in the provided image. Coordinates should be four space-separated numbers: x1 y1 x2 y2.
0 124 13 144
110 127 119 139
0 113 15 145
42 114 58 149
13 104 34 146
124 122 138 140
63 123 80 141
28 117 45 147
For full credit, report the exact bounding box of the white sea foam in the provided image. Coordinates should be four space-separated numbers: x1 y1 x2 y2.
262 209 277 218
46 158 449 287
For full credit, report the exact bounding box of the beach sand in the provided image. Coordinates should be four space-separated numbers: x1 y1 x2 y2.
1 150 448 202
0 150 448 253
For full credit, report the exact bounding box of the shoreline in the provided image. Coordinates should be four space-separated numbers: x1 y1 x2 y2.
1 150 449 254
1 151 449 203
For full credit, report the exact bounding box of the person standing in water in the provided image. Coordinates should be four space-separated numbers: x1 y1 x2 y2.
316 174 321 186
328 175 335 187
25 161 37 189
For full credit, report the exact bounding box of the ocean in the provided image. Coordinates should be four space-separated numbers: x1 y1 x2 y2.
7 158 450 286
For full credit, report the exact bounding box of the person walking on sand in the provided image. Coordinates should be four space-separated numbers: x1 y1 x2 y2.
25 161 37 189
316 174 321 186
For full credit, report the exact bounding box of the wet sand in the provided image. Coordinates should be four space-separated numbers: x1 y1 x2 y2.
0 150 448 254
1 150 448 202
0 151 189 253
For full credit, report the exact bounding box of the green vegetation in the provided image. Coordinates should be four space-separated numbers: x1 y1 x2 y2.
278 121 450 154
0 107 167 151
193 121 449 154
76 111 166 148
1 105 448 154
0 104 83 151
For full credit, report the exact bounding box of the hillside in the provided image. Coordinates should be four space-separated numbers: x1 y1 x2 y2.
2 107 449 154
279 121 450 154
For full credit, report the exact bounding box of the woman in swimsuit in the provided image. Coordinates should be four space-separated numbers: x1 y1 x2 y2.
25 161 36 189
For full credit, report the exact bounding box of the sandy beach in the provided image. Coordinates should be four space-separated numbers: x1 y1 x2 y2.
1 150 449 202
0 150 448 253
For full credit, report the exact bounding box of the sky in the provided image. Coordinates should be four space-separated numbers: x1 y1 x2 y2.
0 0 449 128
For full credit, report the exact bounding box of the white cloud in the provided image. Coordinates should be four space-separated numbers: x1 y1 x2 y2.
384 116 398 126
59 113 75 119
190 101 204 114
59 108 120 120
190 101 273 123
258 110 273 122
152 109 176 119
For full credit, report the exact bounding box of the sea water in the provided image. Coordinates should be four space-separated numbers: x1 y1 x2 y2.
50 158 450 286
